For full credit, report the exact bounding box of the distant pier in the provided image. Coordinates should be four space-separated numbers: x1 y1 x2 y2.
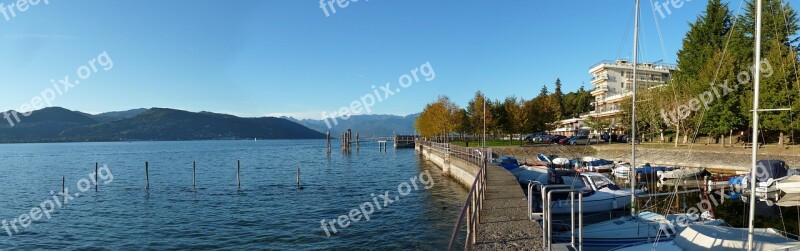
393 134 415 148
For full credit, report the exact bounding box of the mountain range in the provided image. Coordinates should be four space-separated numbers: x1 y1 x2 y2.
0 107 325 143
286 114 418 138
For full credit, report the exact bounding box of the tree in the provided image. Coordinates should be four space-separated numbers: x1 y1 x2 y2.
539 85 549 97
554 78 565 119
414 96 459 139
652 0 734 146
453 108 471 139
466 91 494 141
501 96 522 144
735 0 799 145
525 89 559 133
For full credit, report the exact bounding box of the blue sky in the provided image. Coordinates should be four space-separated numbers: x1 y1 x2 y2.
0 0 774 119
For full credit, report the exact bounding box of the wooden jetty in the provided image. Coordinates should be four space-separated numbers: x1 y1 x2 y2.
393 134 416 148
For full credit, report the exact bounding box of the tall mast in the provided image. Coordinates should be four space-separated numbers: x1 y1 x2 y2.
746 0 762 249
630 0 640 218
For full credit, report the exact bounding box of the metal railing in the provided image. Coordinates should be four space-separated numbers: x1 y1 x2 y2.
447 149 488 251
530 183 583 251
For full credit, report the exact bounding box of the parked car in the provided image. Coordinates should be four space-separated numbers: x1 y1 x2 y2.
601 132 618 142
532 134 551 142
558 137 571 145
547 135 567 144
568 135 591 145
616 135 639 144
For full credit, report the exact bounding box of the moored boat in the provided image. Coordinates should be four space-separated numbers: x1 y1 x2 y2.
658 167 707 181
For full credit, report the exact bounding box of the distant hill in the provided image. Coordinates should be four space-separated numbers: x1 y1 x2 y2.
0 107 99 142
287 114 418 138
0 107 324 143
90 108 148 122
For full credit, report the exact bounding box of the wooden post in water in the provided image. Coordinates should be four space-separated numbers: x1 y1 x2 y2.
237 160 241 188
95 162 99 192
326 131 331 154
62 176 65 195
192 161 196 190
296 167 300 186
145 161 150 190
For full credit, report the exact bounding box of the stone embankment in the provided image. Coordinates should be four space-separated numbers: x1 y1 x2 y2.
494 143 800 173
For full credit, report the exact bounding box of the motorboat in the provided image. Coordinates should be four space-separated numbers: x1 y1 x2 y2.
582 157 616 172
530 169 639 214
636 165 675 181
560 212 725 251
742 160 793 200
493 156 521 170
613 162 632 178
658 167 707 181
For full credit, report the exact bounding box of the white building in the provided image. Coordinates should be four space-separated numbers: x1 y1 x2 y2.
553 59 676 136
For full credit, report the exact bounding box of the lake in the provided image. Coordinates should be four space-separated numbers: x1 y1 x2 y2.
0 140 468 250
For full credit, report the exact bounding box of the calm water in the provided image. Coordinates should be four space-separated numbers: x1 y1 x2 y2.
0 140 468 250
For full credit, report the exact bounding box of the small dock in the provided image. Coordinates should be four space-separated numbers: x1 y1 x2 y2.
394 134 415 148
474 163 544 250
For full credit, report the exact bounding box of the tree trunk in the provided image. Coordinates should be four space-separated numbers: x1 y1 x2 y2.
721 135 725 147
660 130 664 143
729 130 733 145
675 124 680 147
780 131 784 147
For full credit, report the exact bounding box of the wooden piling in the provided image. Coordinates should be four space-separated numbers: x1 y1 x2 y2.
296 167 300 186
62 176 65 195
237 160 241 188
326 131 331 153
95 162 98 192
145 161 150 190
192 161 196 190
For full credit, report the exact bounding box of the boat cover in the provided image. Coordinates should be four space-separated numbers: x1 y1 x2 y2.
674 225 800 250
755 160 788 182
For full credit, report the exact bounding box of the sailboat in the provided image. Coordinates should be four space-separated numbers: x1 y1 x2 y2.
611 0 800 250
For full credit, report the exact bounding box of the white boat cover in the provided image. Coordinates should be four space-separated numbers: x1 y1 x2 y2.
777 175 800 193
552 158 570 165
674 225 800 250
659 167 705 180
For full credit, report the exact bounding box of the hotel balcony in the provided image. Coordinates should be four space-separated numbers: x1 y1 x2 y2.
591 74 608 84
590 84 609 95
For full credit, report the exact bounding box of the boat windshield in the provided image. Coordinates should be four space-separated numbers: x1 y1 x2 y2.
590 175 614 189
561 176 587 189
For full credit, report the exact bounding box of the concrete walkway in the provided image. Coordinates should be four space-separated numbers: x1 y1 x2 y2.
474 164 543 250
